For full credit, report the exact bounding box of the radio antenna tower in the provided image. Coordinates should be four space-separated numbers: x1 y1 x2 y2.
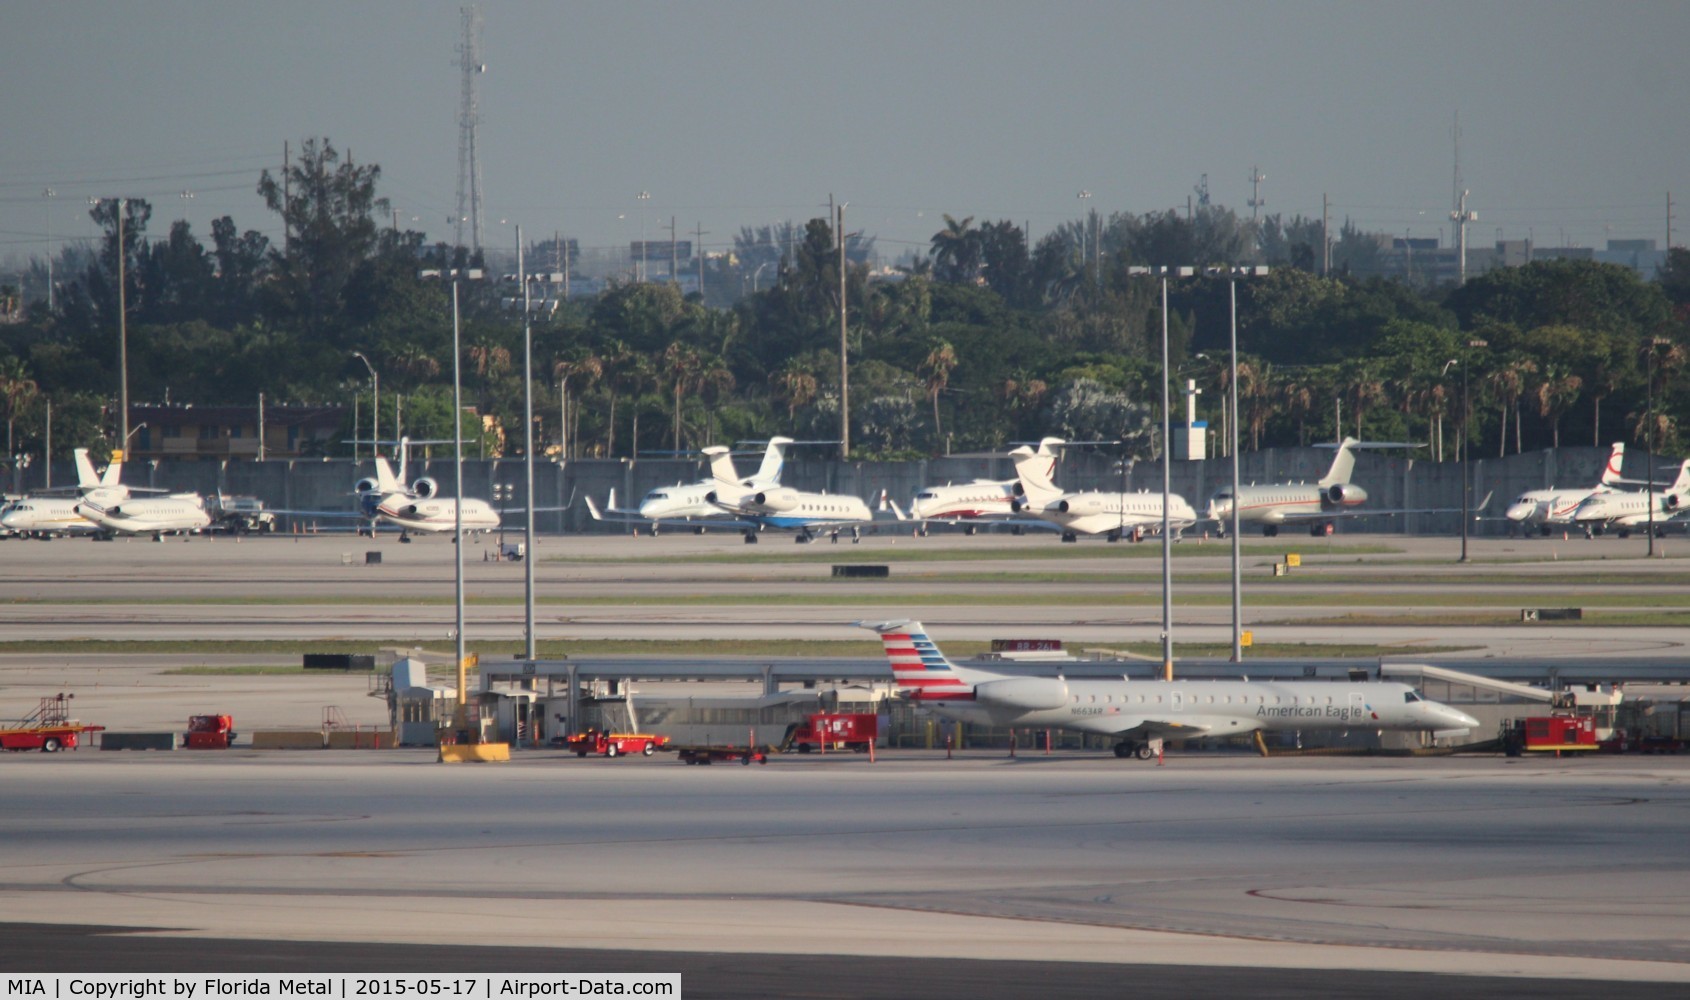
455 5 486 254
1247 165 1266 222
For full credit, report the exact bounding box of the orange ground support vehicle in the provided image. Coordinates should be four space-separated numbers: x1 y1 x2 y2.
0 694 104 752
184 715 236 749
563 731 670 757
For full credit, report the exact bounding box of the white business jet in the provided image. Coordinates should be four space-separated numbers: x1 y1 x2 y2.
585 438 792 533
1570 458 1690 537
356 439 500 540
72 450 211 540
864 619 1479 760
903 437 1066 535
0 450 120 537
1504 442 1626 536
1009 440 1198 542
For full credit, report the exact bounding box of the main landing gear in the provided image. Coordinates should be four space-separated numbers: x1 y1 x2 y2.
1112 740 1157 761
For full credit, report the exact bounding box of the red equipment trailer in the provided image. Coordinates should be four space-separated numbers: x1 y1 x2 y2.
1502 716 1598 756
0 694 104 752
780 713 879 753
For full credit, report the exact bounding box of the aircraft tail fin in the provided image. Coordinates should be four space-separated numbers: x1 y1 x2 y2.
1318 437 1360 487
702 446 738 485
1010 444 1063 508
1035 436 1065 456
861 620 996 701
74 449 101 490
373 455 402 494
583 494 605 521
1600 442 1626 485
751 436 792 485
1672 458 1690 495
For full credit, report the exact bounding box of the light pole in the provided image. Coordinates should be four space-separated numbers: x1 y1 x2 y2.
1645 338 1668 557
1160 275 1173 681
352 351 379 459
635 191 650 282
1460 339 1487 562
92 197 131 453
41 189 54 312
517 225 536 660
1077 191 1091 280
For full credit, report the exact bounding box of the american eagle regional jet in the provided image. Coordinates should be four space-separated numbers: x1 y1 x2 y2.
865 620 1478 760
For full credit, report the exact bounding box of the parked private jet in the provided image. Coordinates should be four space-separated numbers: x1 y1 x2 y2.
705 484 877 543
0 450 119 537
864 619 1479 760
72 450 211 540
1203 438 1467 537
1009 441 1198 542
902 438 1065 535
357 442 500 540
585 438 792 532
1571 459 1690 537
1504 442 1626 535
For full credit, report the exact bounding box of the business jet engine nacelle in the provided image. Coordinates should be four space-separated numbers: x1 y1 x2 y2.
750 488 800 512
354 477 380 495
1326 483 1367 505
411 476 440 499
973 677 1070 712
1666 494 1683 511
1056 495 1107 517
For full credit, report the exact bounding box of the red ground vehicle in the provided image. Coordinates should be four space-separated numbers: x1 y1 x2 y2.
0 694 104 752
1502 716 1598 756
780 713 879 753
184 714 236 749
677 745 768 765
564 731 669 757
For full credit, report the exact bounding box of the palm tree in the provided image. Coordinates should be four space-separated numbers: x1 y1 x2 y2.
1236 360 1277 451
929 214 980 284
552 352 602 459
0 357 39 456
662 342 704 453
1531 366 1583 449
918 340 959 450
1489 358 1536 456
771 359 819 429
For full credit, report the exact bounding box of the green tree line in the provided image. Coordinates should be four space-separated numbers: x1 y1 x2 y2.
3 138 1687 466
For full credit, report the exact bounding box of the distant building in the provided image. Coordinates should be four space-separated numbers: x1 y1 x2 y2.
126 404 345 462
1372 237 1664 287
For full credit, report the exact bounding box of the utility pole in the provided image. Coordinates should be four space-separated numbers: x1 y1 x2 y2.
695 221 708 300
518 225 536 657
1321 193 1331 276
1452 189 1476 286
837 198 849 462
41 189 54 311
257 392 265 462
668 216 678 284
117 198 128 454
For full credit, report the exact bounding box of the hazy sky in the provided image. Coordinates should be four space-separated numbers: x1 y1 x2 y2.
3 0 1687 270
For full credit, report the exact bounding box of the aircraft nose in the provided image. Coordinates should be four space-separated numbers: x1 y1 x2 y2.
1442 705 1481 731
1505 504 1531 521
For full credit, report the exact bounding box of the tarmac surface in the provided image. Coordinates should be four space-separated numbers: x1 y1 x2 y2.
3 752 1689 994
3 529 1689 994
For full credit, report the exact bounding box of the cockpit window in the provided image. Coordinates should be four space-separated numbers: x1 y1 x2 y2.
916 492 936 500
647 492 668 501
1403 691 1422 703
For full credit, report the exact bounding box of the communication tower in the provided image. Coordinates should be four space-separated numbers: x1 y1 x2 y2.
455 6 486 254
